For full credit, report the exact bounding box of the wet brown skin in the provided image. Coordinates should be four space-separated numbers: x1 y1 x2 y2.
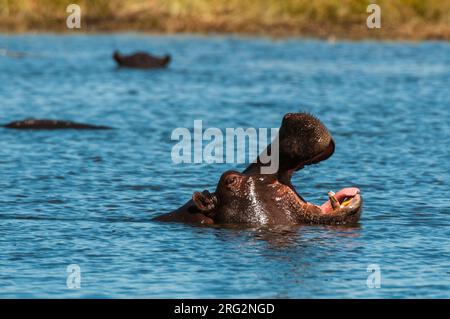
113 51 171 69
153 113 363 226
2 119 113 130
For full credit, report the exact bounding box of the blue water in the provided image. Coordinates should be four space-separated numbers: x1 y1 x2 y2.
0 34 449 298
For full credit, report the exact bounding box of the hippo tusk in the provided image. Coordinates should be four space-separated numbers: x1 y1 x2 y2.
328 191 341 211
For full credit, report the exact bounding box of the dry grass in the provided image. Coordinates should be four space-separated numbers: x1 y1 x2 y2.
1 0 449 40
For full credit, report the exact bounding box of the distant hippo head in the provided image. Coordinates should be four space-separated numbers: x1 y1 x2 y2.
113 51 171 69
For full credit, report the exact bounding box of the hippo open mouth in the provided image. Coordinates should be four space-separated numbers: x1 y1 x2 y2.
154 113 363 226
320 188 362 214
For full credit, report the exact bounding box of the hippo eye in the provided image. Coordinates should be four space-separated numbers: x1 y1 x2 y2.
224 175 239 188
225 176 236 185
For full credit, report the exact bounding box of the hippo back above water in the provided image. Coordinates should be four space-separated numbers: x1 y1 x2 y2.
2 118 113 130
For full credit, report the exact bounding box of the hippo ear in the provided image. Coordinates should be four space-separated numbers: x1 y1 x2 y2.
192 190 217 213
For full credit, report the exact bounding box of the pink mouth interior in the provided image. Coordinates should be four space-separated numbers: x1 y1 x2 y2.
320 187 360 214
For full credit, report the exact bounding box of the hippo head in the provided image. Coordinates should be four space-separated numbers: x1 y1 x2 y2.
191 113 363 225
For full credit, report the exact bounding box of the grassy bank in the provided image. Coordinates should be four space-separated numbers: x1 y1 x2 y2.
1 0 450 40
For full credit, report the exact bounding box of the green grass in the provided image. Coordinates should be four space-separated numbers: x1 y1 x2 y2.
1 0 449 39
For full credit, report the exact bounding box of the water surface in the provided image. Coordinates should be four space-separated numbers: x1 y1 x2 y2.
0 34 449 298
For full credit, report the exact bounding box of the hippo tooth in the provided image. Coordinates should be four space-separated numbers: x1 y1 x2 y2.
328 191 340 210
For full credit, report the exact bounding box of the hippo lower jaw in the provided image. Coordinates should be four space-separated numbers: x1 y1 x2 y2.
188 177 363 226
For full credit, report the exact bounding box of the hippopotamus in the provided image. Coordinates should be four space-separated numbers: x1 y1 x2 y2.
113 51 171 69
2 119 113 130
154 113 363 226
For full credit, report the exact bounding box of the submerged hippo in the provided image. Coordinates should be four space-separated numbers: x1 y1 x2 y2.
154 113 363 226
113 51 171 69
2 119 113 130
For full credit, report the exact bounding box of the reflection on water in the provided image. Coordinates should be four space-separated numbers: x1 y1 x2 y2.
0 34 449 298
214 224 362 250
